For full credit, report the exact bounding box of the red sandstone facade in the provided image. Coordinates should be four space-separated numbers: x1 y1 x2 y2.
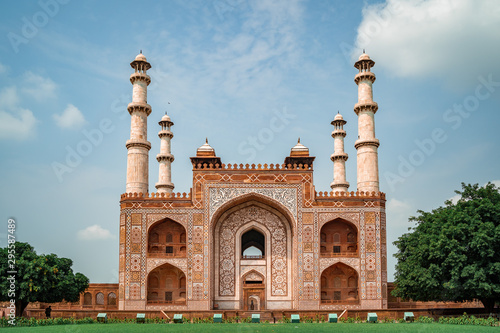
117 52 387 311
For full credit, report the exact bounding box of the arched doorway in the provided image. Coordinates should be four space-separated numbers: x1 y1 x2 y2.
212 199 293 310
147 263 186 305
148 219 186 257
320 219 357 257
320 263 358 304
242 270 265 311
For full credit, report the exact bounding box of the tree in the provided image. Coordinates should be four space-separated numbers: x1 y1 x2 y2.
0 242 89 318
392 182 500 312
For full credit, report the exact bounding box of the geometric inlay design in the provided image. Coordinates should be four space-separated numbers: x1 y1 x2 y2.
209 186 297 221
218 205 288 296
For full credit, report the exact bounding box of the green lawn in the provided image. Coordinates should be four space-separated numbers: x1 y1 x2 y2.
4 323 499 332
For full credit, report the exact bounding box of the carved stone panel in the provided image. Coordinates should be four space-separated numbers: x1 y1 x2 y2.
218 205 288 296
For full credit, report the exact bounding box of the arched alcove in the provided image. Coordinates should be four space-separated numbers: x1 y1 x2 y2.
148 219 186 257
320 263 358 304
147 263 186 305
320 218 358 257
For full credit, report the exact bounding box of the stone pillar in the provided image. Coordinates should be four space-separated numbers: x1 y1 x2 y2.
354 52 380 193
330 113 349 192
155 113 175 193
126 52 152 194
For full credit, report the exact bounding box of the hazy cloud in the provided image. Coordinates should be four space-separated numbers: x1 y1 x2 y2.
77 224 115 241
0 86 20 109
0 86 36 140
0 108 37 140
21 71 57 101
53 104 87 129
387 198 413 226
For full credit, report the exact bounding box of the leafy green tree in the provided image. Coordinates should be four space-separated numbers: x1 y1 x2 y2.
392 182 500 311
0 242 89 318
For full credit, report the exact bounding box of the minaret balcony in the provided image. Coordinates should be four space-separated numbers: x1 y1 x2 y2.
126 139 151 150
127 102 152 116
156 153 174 162
158 130 173 139
354 138 380 149
331 129 346 137
155 182 175 192
353 101 378 115
129 72 151 85
330 153 348 161
354 71 376 84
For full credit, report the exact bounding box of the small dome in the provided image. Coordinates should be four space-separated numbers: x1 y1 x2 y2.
161 113 171 122
135 52 147 62
290 138 309 156
358 52 371 61
334 113 344 121
196 138 216 157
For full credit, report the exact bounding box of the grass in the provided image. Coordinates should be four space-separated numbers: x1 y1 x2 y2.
4 323 500 332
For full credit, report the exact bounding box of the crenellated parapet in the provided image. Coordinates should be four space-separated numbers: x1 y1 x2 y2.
315 190 385 199
121 191 192 200
192 162 314 171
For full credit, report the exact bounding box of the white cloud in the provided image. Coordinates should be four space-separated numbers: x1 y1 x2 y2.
0 86 37 140
387 198 414 226
0 108 37 140
53 104 87 129
0 63 6 75
353 0 500 90
77 224 115 241
21 71 57 101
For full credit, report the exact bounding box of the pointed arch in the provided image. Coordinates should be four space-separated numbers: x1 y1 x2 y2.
147 262 186 305
320 262 359 304
148 218 186 257
210 193 295 232
320 218 358 257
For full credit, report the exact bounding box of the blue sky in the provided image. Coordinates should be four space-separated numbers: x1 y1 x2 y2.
0 0 499 283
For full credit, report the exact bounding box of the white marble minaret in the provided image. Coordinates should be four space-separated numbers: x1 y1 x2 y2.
354 52 380 193
125 52 152 194
330 112 349 192
155 113 175 193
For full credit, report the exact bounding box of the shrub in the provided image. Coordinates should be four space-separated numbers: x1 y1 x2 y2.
417 316 435 324
438 313 498 327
